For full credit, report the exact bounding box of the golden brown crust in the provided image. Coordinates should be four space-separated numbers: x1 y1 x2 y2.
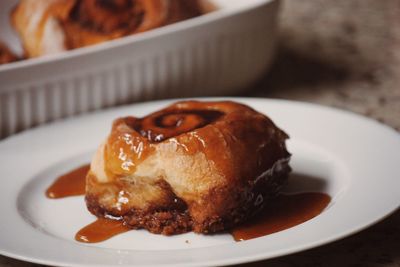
86 100 291 234
86 178 193 235
11 0 203 57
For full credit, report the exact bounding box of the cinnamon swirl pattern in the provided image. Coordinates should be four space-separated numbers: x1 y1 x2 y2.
86 101 291 235
11 0 203 58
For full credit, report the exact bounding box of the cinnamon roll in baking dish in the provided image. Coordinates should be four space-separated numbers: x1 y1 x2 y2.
11 0 203 58
86 101 291 235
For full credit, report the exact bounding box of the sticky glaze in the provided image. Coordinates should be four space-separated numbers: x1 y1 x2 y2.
46 164 89 198
46 165 330 243
103 104 228 176
75 218 131 243
231 192 331 241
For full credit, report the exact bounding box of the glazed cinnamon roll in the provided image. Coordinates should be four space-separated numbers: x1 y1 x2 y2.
11 0 203 58
86 101 291 235
0 42 18 65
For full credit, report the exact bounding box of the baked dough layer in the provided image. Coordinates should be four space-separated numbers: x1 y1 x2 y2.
86 101 291 234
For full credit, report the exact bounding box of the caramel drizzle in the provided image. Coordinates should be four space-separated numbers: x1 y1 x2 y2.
46 164 89 198
231 192 331 241
75 218 131 243
46 165 331 243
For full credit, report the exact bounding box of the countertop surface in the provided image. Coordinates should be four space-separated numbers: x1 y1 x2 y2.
1 0 399 266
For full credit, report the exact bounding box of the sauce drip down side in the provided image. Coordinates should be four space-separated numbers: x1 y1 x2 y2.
231 192 331 241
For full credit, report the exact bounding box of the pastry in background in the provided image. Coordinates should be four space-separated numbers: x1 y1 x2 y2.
0 42 18 64
11 0 203 58
86 101 291 235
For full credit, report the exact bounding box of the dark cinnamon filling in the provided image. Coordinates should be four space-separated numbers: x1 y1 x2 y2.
70 0 145 33
127 110 225 142
96 0 133 10
86 179 193 235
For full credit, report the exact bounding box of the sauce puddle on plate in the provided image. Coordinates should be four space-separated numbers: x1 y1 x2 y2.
46 165 331 243
231 192 331 241
75 218 131 243
46 164 89 198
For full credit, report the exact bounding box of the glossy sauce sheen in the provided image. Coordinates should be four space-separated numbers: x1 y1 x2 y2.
231 192 331 241
45 164 89 198
103 108 227 177
46 165 330 243
75 218 130 243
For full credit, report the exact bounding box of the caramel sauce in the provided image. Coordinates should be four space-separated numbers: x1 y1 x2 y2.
75 218 131 243
46 164 330 243
231 192 331 241
104 108 225 176
45 164 89 198
73 192 330 243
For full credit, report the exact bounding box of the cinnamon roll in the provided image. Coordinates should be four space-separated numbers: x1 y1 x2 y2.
86 101 291 235
0 42 18 64
11 0 203 58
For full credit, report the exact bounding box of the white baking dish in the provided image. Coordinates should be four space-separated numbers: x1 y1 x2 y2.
0 0 280 138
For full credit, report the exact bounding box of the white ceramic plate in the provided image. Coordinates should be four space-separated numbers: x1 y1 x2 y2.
0 97 399 267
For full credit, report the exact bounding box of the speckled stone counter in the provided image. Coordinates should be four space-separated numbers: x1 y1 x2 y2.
239 1 400 266
1 0 399 266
